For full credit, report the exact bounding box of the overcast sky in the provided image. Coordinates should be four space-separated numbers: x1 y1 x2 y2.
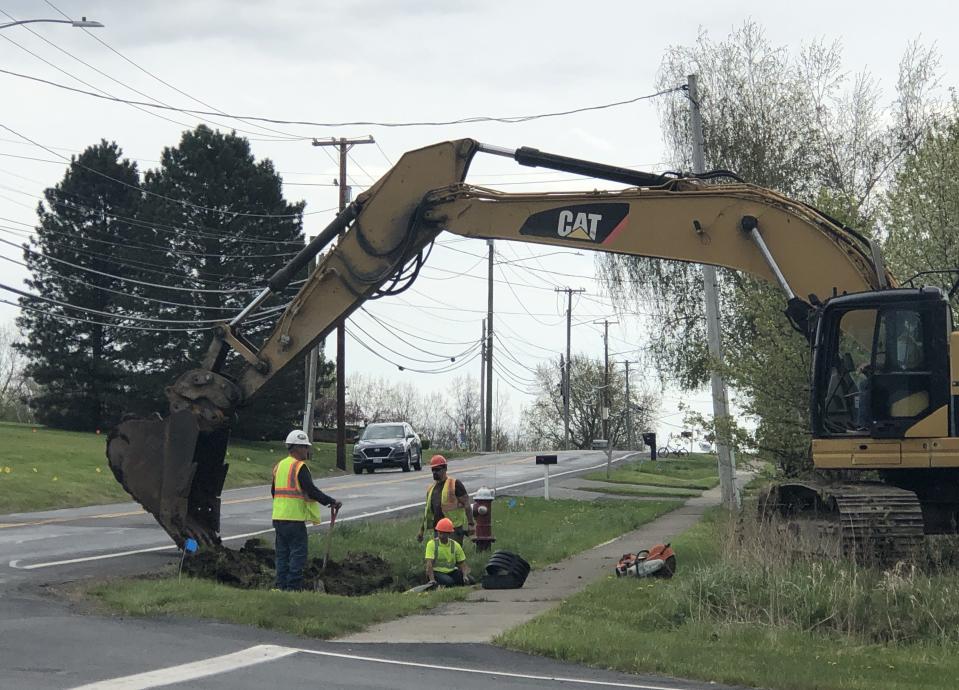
0 0 955 442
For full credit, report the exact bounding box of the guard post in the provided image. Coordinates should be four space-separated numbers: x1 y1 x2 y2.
536 454 558 500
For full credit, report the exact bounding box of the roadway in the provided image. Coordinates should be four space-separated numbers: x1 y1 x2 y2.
0 449 633 586
0 448 745 689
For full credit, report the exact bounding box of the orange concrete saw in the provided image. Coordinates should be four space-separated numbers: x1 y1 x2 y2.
615 543 676 578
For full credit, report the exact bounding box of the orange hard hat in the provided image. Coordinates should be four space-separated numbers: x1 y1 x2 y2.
435 517 455 533
430 455 448 469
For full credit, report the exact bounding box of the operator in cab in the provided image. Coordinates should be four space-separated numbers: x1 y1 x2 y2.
271 429 342 591
417 454 475 545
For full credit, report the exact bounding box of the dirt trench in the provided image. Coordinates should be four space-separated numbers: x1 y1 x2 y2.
182 539 394 595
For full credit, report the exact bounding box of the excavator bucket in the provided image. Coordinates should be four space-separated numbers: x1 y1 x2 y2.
106 410 229 547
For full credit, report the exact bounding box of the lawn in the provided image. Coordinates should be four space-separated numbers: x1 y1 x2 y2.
89 496 681 640
497 506 959 690
584 453 720 490
577 484 702 499
0 421 469 514
0 421 350 514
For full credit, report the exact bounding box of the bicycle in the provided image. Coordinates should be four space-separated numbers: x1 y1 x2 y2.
657 435 688 458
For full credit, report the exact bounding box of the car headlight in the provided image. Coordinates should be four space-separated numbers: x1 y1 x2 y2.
392 442 405 450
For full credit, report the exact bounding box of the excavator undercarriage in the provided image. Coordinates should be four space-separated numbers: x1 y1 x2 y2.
761 481 926 563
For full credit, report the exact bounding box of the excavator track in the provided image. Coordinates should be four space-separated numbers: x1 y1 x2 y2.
762 481 925 563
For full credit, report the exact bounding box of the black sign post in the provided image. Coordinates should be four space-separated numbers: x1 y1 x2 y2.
536 454 558 500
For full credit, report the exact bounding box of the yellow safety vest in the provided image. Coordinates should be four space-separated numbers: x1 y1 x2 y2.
423 477 466 530
272 456 322 523
425 537 466 573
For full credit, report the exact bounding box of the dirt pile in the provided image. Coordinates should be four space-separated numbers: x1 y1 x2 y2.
182 539 394 595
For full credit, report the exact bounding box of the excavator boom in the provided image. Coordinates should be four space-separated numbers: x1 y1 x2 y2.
106 138 895 546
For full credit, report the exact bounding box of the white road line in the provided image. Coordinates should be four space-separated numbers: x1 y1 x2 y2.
295 645 686 689
70 642 692 690
69 644 296 690
10 453 641 571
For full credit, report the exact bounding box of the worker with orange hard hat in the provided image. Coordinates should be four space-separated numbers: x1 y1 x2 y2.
417 454 475 545
425 517 471 587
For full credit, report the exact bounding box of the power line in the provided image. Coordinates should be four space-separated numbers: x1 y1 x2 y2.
0 251 292 314
0 225 285 287
357 310 481 359
0 121 322 218
0 8 299 143
0 67 684 128
9 297 214 332
349 319 478 364
346 327 480 374
359 307 478 346
43 0 312 142
0 280 264 325
0 235 265 294
0 28 210 134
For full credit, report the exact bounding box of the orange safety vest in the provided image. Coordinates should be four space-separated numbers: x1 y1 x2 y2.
423 476 466 530
272 456 322 523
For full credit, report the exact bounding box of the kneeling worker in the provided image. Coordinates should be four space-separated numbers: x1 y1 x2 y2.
272 429 342 591
425 517 471 587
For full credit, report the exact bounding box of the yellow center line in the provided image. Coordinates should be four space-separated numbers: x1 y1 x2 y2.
0 454 538 530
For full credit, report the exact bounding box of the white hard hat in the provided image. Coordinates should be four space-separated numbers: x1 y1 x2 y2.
285 429 312 446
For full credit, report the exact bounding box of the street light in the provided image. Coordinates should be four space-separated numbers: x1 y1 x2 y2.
0 17 104 30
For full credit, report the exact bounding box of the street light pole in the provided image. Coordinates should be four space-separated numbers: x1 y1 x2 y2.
0 17 104 30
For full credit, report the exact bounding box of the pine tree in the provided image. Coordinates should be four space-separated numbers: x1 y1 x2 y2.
131 126 324 439
16 142 142 430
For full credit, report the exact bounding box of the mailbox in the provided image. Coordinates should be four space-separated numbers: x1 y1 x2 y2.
535 455 558 465
642 432 657 461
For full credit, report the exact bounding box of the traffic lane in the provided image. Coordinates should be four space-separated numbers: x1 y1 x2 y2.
3 592 728 690
70 643 731 690
2 450 637 581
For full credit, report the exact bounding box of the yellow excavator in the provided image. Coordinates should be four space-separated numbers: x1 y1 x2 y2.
106 139 958 561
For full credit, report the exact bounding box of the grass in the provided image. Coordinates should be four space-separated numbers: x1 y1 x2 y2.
497 505 959 690
584 453 720 490
577 484 702 499
88 496 681 640
0 421 468 514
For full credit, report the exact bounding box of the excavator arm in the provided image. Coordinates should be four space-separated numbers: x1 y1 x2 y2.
106 138 893 546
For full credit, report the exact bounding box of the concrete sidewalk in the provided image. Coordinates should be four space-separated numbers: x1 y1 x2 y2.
338 472 747 643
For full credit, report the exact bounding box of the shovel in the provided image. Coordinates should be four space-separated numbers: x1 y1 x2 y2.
321 505 339 572
406 581 438 593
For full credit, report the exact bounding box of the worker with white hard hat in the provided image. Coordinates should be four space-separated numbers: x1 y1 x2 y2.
271 429 342 591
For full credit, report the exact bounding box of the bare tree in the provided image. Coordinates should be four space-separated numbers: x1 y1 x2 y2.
0 324 32 422
523 355 658 450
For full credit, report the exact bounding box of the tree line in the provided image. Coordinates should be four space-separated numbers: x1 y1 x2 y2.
598 22 957 474
15 126 332 438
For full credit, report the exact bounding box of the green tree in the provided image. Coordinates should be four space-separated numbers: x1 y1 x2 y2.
884 102 959 312
129 126 322 440
16 142 142 430
597 23 938 473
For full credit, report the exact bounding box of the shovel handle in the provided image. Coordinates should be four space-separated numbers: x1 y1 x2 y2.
321 505 338 573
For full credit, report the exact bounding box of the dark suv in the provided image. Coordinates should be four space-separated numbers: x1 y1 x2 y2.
352 422 426 474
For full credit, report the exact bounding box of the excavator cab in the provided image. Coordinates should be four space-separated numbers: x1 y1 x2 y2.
812 287 951 441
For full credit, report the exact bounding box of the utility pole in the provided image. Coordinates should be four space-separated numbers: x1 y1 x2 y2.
620 360 637 450
594 319 618 443
485 240 494 452
479 318 486 450
311 135 374 470
555 287 586 449
688 74 737 509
